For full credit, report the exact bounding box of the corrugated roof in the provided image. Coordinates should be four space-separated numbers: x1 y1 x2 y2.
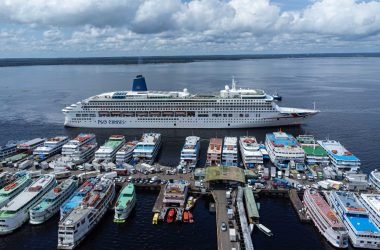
243 187 259 219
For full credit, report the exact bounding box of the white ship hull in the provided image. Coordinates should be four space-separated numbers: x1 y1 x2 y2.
64 115 314 129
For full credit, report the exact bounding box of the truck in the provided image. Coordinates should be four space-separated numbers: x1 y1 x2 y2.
54 171 72 180
18 160 33 170
271 167 276 178
103 171 118 180
263 168 270 180
226 191 231 199
229 228 237 242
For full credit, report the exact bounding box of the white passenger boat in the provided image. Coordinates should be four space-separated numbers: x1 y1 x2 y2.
317 140 360 173
29 178 78 225
0 173 32 209
180 136 200 170
265 131 305 170
62 75 319 128
33 136 70 161
116 141 138 164
133 133 161 164
57 178 115 249
62 133 97 164
303 188 348 248
239 136 263 168
95 135 125 162
328 191 380 249
369 169 380 190
0 174 56 234
222 137 238 167
360 194 380 231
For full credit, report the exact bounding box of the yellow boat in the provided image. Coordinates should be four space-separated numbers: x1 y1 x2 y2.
152 212 159 225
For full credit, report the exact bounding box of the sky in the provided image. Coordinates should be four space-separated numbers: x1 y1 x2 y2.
0 0 380 58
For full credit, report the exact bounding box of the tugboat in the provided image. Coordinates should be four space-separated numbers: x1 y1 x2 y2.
273 92 282 101
166 208 176 223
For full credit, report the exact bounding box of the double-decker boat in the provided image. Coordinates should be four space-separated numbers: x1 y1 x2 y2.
369 169 380 190
222 137 238 167
303 188 348 248
328 191 380 249
297 135 329 166
116 141 138 164
60 178 99 219
61 133 97 163
317 140 360 173
114 183 136 223
29 178 78 225
133 133 161 164
33 136 70 161
0 174 56 234
17 138 46 153
0 173 32 209
57 178 115 249
360 194 380 231
239 136 263 168
265 131 305 170
206 138 223 166
180 136 200 170
63 75 319 128
94 135 125 162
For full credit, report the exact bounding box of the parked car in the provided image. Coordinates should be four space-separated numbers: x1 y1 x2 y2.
221 222 227 232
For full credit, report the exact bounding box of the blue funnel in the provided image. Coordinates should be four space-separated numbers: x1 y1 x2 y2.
132 75 148 91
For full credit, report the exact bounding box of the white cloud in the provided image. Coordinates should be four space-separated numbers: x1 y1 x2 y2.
0 0 380 56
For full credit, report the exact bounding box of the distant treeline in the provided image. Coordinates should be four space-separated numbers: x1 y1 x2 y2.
0 53 379 67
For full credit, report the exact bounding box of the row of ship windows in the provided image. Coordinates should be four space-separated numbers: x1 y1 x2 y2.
88 101 269 105
81 108 275 112
91 113 261 118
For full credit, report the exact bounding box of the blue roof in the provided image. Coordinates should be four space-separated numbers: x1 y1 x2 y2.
266 133 298 146
332 153 360 162
347 215 380 234
60 178 97 212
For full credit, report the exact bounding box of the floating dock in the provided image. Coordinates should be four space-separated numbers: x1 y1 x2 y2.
289 189 310 223
152 185 165 213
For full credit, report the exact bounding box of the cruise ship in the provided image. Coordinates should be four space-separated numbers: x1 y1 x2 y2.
206 138 223 166
29 178 78 225
303 188 348 248
60 178 99 219
265 131 305 170
369 170 380 190
94 135 125 162
62 133 97 163
62 75 319 129
360 194 380 230
58 178 115 249
297 135 329 166
222 137 238 166
0 174 32 209
133 133 161 164
239 136 263 168
328 191 380 249
33 136 70 161
114 183 136 223
317 140 361 173
179 136 200 170
115 141 138 164
0 174 56 234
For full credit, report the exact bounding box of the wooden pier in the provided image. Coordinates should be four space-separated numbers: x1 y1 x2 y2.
152 186 165 213
289 189 310 223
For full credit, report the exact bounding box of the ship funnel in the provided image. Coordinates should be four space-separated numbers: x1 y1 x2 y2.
132 75 148 91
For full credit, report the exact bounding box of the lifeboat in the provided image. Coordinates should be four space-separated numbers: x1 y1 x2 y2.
4 182 17 191
54 187 62 193
166 208 176 223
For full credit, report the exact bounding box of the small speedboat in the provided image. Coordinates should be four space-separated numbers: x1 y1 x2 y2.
273 92 282 101
183 211 189 223
166 208 176 223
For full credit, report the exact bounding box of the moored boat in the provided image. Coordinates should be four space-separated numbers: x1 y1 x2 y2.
114 183 136 223
0 173 32 209
183 210 189 223
303 188 348 248
185 196 197 211
133 133 161 164
57 178 115 249
166 208 176 223
29 178 78 225
0 174 56 235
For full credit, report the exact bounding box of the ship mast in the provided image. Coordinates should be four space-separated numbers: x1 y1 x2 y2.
232 76 236 90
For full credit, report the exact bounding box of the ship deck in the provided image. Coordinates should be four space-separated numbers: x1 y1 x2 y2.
347 215 380 233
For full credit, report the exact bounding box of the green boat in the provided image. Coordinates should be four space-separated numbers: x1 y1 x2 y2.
0 174 32 209
114 183 136 223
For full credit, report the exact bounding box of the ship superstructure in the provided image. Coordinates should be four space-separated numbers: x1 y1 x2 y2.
222 137 238 166
265 131 305 170
94 135 125 162
180 136 200 170
63 75 319 128
328 191 380 249
239 136 263 168
133 133 161 164
206 138 223 166
33 136 70 161
317 140 360 173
